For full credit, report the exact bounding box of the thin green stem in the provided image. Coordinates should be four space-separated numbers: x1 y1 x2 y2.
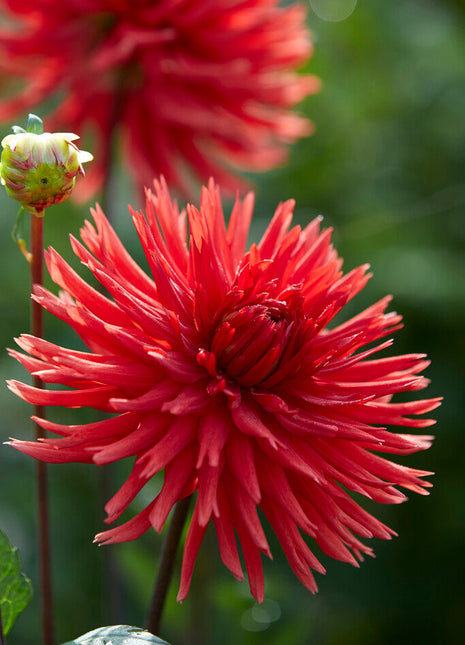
30 212 54 645
146 496 192 636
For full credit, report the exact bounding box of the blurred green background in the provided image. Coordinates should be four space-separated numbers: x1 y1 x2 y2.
1 1 464 644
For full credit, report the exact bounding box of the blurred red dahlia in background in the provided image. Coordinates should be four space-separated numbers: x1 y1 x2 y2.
8 179 440 601
0 0 319 198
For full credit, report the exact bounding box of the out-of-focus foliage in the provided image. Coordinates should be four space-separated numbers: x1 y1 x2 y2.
0 1 463 644
0 530 32 636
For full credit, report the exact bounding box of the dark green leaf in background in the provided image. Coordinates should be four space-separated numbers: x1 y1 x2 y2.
0 530 33 637
61 625 171 645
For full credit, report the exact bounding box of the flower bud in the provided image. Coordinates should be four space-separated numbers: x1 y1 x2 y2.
0 117 93 214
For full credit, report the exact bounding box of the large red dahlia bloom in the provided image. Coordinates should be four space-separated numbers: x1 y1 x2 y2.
8 179 439 601
0 0 318 198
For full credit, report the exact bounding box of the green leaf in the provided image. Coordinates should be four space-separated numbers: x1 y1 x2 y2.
61 625 171 645
0 530 33 637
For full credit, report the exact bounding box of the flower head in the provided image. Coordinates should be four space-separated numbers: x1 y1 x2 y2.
0 114 93 214
7 179 440 601
0 1 319 198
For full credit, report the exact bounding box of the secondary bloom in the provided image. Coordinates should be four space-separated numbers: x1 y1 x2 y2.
8 179 440 601
0 117 93 214
0 1 319 198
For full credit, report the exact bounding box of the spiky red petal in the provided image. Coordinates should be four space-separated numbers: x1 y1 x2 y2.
8 178 439 601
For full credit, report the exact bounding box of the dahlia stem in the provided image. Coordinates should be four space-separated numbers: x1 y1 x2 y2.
30 211 54 645
146 496 192 636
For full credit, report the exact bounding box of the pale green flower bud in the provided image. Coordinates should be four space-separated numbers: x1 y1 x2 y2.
0 115 93 215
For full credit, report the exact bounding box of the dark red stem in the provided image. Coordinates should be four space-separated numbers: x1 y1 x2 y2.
145 496 192 636
30 213 54 645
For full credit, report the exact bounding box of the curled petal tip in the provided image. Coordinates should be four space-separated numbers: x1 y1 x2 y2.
78 150 94 164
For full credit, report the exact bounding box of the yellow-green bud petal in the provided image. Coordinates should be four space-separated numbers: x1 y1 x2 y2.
0 130 93 214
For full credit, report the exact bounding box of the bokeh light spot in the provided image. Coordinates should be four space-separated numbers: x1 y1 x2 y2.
309 0 358 22
252 599 282 623
241 599 282 631
240 608 270 632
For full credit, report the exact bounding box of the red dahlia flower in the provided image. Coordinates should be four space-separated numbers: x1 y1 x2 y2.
8 179 440 601
0 0 319 198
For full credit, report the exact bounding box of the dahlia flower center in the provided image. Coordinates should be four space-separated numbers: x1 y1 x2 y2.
207 299 297 388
